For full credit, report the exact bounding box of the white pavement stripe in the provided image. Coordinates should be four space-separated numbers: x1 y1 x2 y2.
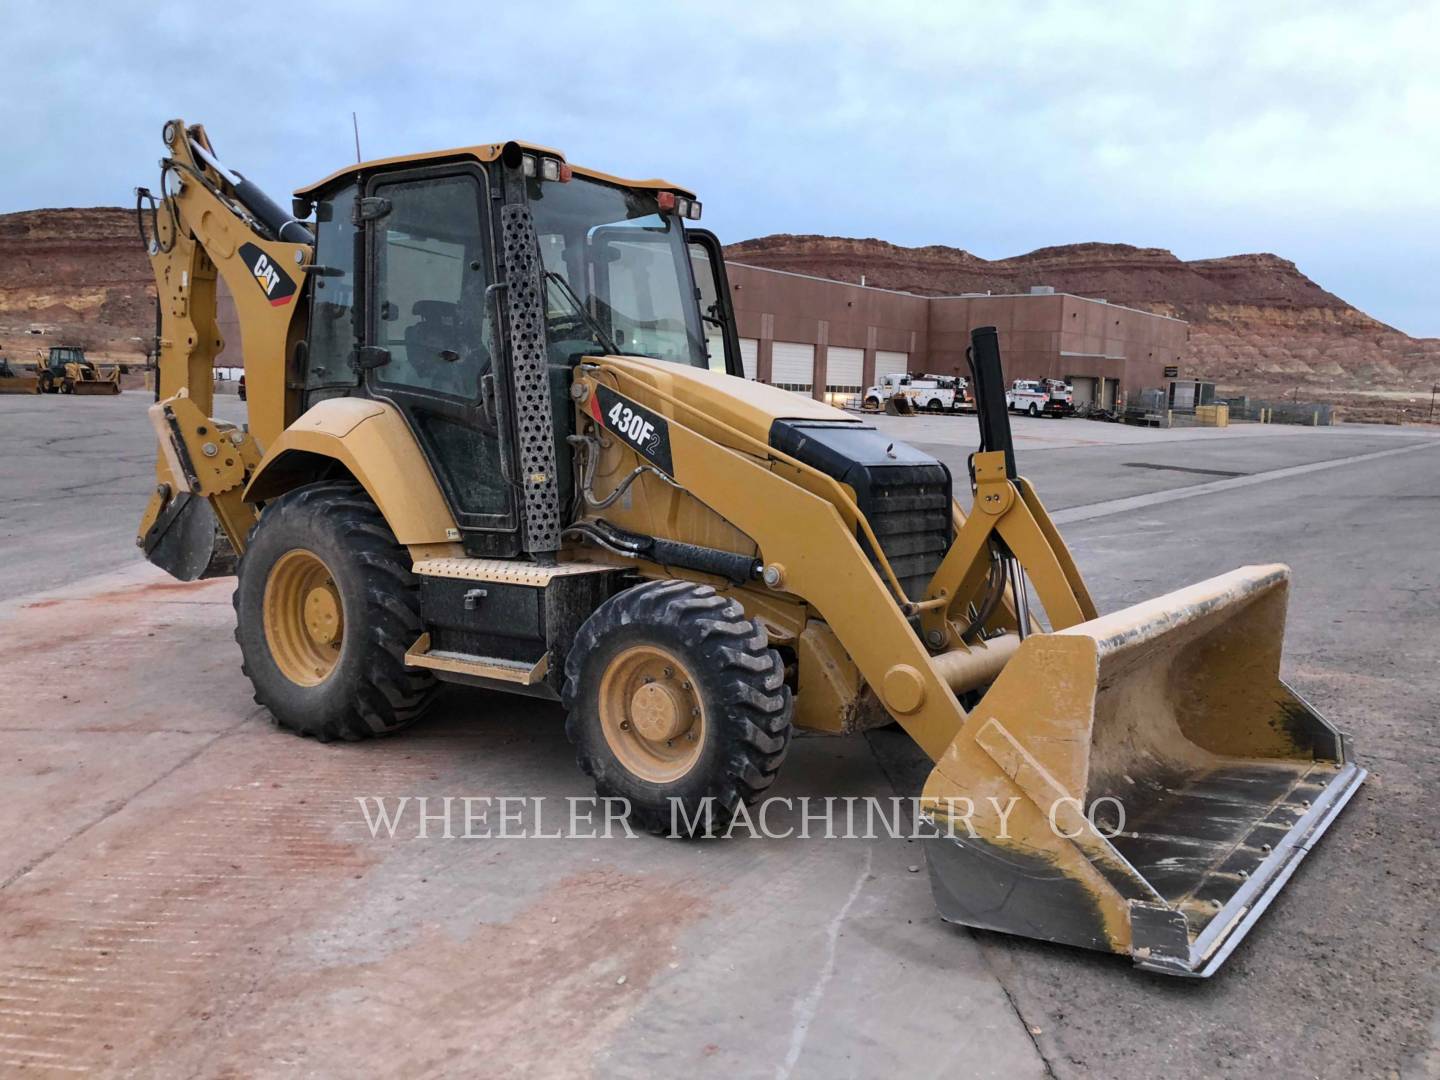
777 846 874 1080
1051 440 1440 525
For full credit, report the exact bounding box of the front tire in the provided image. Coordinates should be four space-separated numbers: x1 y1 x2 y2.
234 481 437 741
563 580 793 835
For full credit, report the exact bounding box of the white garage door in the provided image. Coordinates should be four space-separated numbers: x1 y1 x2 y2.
702 330 725 372
770 341 815 394
1069 376 1096 407
824 347 864 404
738 337 759 380
875 350 909 379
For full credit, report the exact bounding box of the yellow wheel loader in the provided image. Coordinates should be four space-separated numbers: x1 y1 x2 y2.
135 120 1364 977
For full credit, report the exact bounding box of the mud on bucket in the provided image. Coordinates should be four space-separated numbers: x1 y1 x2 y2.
920 564 1365 977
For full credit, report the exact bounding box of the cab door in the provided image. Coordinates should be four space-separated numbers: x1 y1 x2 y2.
362 165 519 553
685 228 743 377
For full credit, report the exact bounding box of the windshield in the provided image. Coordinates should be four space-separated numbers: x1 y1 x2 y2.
527 175 707 368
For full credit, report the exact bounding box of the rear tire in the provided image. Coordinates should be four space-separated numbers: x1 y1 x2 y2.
563 580 793 835
234 480 437 741
1028 403 1039 417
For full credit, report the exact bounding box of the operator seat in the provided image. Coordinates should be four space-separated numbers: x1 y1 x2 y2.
404 300 459 365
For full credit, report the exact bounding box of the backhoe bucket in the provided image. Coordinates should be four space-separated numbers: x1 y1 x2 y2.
920 564 1364 977
139 490 236 580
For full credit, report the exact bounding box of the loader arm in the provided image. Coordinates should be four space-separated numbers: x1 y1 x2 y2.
576 351 1364 976
576 356 1099 762
135 119 313 577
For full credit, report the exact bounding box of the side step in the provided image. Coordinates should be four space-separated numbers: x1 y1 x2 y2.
404 632 549 686
410 556 624 699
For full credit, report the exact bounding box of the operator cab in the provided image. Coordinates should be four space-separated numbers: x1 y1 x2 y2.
291 141 742 557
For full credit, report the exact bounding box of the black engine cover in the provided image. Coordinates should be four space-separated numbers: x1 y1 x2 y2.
769 419 952 602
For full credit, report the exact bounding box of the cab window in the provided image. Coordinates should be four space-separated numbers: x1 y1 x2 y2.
372 174 491 399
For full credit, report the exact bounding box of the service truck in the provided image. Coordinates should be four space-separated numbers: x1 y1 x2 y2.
861 373 969 412
1006 378 1072 417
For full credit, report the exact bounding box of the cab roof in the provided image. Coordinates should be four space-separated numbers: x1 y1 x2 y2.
295 140 694 198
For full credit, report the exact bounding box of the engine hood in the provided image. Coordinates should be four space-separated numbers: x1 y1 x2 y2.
594 356 846 447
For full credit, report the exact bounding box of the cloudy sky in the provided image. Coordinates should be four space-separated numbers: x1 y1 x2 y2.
6 0 1438 335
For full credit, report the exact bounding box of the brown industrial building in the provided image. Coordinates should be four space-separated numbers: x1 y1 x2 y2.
215 256 1186 411
726 263 1189 410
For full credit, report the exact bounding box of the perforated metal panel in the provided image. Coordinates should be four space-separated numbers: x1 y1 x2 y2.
500 204 562 555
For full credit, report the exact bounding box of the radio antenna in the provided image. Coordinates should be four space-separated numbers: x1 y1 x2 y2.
352 112 362 164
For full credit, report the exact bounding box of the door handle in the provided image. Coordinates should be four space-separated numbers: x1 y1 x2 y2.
479 372 498 431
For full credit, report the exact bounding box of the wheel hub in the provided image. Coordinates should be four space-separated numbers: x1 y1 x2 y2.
262 549 345 686
304 584 342 646
630 681 691 742
598 644 705 783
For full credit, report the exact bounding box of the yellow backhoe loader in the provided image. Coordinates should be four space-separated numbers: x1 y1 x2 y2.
36 345 122 395
135 120 1364 977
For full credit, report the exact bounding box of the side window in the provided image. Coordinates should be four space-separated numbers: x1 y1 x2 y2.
306 184 356 389
373 175 489 399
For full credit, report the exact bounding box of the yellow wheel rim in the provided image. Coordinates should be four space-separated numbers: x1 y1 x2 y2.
263 548 344 686
598 644 706 783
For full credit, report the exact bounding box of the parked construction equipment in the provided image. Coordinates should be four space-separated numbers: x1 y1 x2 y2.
36 346 122 395
0 356 39 394
135 119 1364 977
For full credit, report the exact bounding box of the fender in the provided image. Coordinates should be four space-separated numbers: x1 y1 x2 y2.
244 397 458 545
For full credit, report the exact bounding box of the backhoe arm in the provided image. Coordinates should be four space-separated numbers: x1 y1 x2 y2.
136 119 314 578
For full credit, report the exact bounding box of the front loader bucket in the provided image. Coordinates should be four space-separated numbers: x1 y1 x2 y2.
920 565 1364 977
0 376 39 394
72 379 121 395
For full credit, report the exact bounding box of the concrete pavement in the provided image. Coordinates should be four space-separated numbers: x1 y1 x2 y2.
1 393 1436 1077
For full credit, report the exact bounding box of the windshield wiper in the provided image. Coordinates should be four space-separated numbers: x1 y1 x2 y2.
544 271 620 356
